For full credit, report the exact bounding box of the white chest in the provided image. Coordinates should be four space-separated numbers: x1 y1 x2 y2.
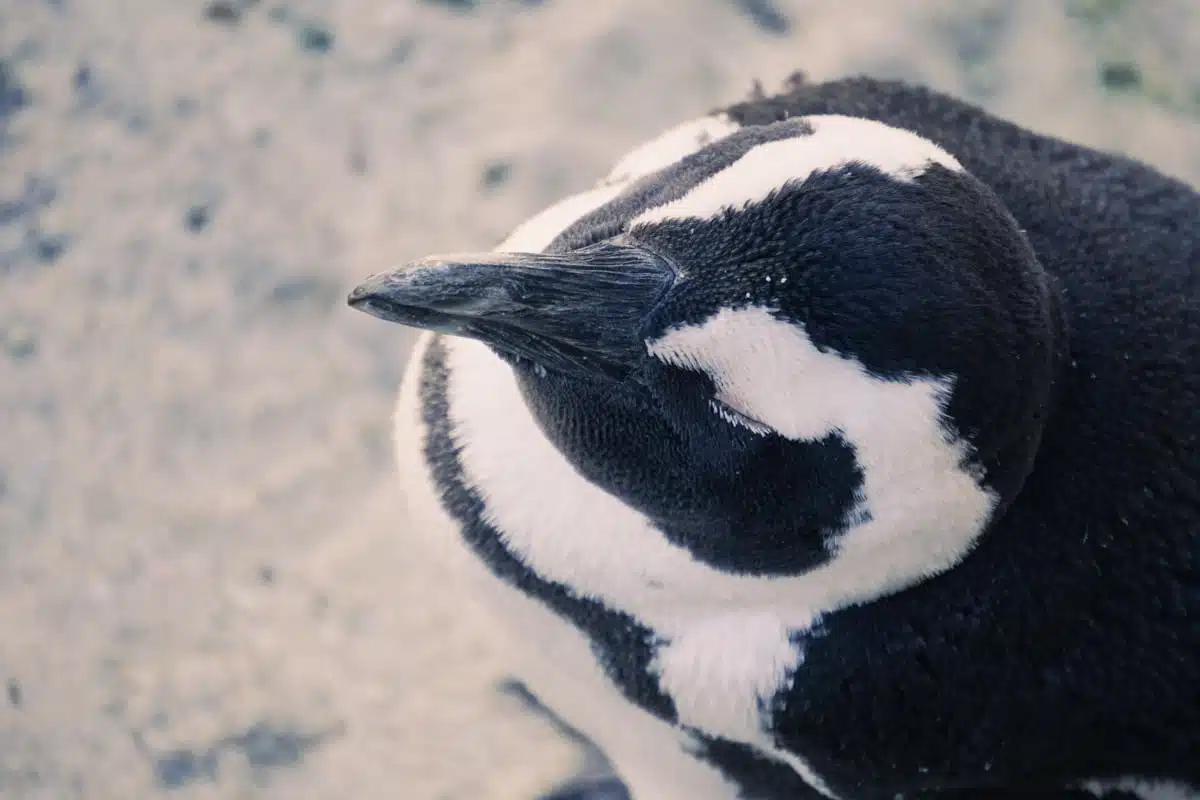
393 332 752 800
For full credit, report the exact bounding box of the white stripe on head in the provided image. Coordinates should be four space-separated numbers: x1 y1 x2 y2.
498 184 627 252
498 114 742 255
600 114 743 187
633 114 963 228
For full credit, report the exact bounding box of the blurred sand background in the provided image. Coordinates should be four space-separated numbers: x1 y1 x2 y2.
1 0 1198 798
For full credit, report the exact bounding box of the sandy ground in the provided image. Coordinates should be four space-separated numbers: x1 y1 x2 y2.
1 1 1197 798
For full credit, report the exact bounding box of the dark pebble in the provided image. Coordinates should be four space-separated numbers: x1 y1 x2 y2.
0 59 31 120
297 23 334 54
9 337 37 360
204 0 242 24
184 204 212 233
258 565 276 585
154 748 218 789
33 232 68 263
72 64 93 92
481 159 512 189
6 679 20 708
222 721 331 770
731 0 791 35
389 38 415 64
1100 61 1142 91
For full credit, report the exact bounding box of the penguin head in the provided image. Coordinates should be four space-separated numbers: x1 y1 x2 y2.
351 115 1066 583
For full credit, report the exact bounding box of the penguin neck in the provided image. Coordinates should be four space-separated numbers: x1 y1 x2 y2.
439 335 1000 635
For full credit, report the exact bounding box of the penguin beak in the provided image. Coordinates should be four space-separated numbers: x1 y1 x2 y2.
347 242 676 380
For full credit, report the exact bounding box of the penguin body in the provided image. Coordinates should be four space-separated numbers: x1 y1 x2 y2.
356 76 1200 799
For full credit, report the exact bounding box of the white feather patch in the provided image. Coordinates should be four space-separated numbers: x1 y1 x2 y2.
652 612 803 742
633 114 962 228
651 614 839 798
647 306 997 586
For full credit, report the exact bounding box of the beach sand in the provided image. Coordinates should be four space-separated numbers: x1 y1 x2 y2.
1 1 1197 797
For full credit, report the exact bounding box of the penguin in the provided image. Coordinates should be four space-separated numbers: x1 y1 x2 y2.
348 74 1200 800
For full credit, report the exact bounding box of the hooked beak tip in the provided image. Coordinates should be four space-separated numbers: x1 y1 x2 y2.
347 274 392 315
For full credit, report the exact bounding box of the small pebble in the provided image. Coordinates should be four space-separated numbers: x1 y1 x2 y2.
1100 61 1142 91
0 59 31 119
481 160 512 189
732 0 791 35
154 749 217 790
7 679 21 708
184 204 212 233
297 23 334 54
33 232 68 263
72 64 92 92
204 0 242 24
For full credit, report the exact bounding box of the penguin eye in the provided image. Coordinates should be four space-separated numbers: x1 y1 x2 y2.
708 397 773 437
